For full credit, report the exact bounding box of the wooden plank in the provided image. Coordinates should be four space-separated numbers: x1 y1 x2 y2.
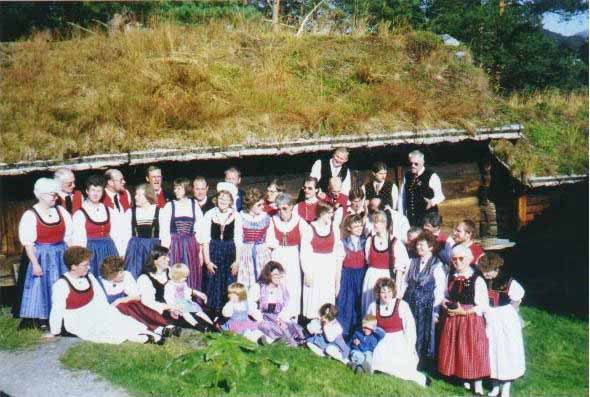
517 195 527 229
526 203 551 215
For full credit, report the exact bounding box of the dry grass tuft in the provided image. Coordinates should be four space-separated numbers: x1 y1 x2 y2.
0 19 516 163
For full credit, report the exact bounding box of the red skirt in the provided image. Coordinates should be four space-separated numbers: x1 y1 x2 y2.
438 306 490 380
116 301 169 331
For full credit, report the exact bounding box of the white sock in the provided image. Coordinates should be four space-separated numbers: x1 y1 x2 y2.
501 381 511 397
474 380 483 395
155 326 164 335
464 382 472 390
488 385 500 397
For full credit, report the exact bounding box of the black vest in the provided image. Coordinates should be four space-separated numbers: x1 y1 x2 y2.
365 180 395 208
319 158 348 193
131 206 160 238
403 168 438 226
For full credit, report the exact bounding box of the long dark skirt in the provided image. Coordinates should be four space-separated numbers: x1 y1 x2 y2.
116 301 169 331
169 233 202 290
203 239 236 312
124 237 160 279
336 267 366 340
404 283 436 361
87 237 118 278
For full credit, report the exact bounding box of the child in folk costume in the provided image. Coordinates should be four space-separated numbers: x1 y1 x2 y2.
222 282 272 344
237 188 271 290
438 245 490 395
361 211 410 316
295 176 321 223
164 263 216 331
300 201 346 320
265 193 311 318
336 214 367 340
347 314 385 374
367 278 429 387
202 188 243 315
249 261 305 346
49 246 164 345
18 178 73 328
401 232 447 369
124 184 161 279
263 179 285 216
306 303 350 363
99 256 180 337
452 219 485 266
478 253 525 397
72 175 120 278
160 178 204 290
320 177 349 214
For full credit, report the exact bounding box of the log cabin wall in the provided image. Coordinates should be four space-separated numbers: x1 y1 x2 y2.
0 141 491 258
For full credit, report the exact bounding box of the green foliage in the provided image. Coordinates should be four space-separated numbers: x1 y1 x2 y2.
0 307 42 351
60 307 589 396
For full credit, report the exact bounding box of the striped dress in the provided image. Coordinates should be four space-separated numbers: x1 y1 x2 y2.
237 212 271 289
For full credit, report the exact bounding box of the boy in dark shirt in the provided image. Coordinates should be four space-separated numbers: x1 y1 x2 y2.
347 314 385 374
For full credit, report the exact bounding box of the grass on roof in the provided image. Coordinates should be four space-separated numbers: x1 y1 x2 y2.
0 19 505 164
59 306 588 396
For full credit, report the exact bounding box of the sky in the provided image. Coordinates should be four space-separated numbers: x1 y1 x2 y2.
542 11 589 36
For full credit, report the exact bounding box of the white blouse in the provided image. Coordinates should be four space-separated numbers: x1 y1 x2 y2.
221 300 262 322
18 204 73 246
137 273 169 314
367 299 417 346
71 201 120 247
446 267 490 316
306 318 343 342
100 271 139 298
49 273 108 335
365 234 410 272
300 220 346 272
159 199 204 248
201 207 243 247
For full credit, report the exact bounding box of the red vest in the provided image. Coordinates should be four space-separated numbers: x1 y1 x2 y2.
63 275 94 310
469 243 485 265
342 245 365 269
321 193 348 214
273 218 301 247
310 224 335 254
368 237 393 270
156 190 167 209
297 201 318 223
56 190 83 214
376 299 403 333
102 189 131 212
264 201 278 216
32 208 66 244
79 205 111 239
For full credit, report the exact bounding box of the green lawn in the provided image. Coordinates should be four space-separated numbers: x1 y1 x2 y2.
59 306 589 397
0 307 42 351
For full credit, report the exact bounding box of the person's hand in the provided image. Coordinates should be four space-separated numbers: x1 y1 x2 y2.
32 263 43 277
127 295 141 302
206 261 218 274
277 318 285 328
447 304 467 317
230 262 239 276
317 191 327 200
194 290 208 304
353 338 360 346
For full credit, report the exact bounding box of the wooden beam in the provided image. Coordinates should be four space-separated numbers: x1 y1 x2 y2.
517 194 527 229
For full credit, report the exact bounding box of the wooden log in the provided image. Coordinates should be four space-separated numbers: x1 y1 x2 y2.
517 195 527 229
526 203 551 215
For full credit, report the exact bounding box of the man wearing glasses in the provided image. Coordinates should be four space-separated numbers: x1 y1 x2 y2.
54 168 83 214
398 150 445 227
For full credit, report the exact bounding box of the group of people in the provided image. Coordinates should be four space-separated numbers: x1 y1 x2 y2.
12 148 525 396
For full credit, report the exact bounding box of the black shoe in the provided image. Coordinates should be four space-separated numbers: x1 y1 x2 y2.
425 377 432 387
257 336 269 346
163 325 182 338
354 365 364 375
145 334 166 345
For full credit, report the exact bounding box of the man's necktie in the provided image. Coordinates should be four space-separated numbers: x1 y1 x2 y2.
114 194 121 211
65 194 73 213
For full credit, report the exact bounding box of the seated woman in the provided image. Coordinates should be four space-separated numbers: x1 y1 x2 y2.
137 246 215 331
249 261 305 347
366 278 429 387
48 246 164 344
99 255 180 337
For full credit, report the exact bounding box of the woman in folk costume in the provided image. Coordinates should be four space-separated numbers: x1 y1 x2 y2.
263 178 285 216
336 214 367 340
202 185 243 315
295 176 321 223
401 232 447 369
159 178 204 290
367 277 429 387
361 211 410 316
438 245 490 395
237 188 271 290
49 246 164 345
250 261 305 346
265 192 311 318
18 178 73 328
72 175 120 279
300 201 345 320
478 253 525 397
123 184 161 279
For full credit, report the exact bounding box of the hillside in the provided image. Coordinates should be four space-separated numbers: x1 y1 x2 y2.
0 19 587 176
